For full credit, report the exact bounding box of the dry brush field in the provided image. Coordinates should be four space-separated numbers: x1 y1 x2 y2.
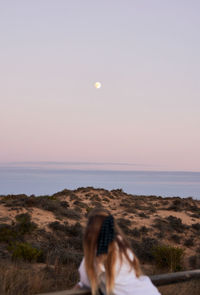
0 187 200 295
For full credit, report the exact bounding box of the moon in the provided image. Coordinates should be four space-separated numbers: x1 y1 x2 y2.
94 82 102 89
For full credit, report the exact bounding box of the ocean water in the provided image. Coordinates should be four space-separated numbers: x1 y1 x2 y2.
0 163 200 199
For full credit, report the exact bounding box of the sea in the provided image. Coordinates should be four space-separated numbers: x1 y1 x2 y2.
0 162 200 200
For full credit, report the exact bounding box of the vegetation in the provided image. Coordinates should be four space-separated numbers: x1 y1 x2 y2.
8 242 43 262
153 245 185 272
0 187 199 294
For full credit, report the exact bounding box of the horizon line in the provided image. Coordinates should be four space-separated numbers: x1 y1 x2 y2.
0 161 199 173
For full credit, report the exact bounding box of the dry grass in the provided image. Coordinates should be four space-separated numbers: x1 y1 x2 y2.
158 279 200 295
0 261 79 295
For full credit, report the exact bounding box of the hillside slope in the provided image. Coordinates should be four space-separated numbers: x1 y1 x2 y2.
0 187 200 294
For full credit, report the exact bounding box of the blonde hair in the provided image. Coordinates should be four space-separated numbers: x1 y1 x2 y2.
83 209 141 295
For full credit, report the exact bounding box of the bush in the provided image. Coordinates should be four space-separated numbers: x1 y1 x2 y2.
0 213 37 244
153 218 169 232
91 201 103 208
52 189 72 197
66 236 83 251
8 242 43 262
60 201 69 208
90 194 101 202
130 228 141 238
73 200 88 208
60 250 82 266
49 222 82 237
15 213 37 234
118 218 132 235
64 222 82 237
153 245 185 272
0 224 17 243
167 199 183 211
102 197 109 202
184 238 194 247
131 238 158 263
49 221 66 232
171 234 181 244
139 226 149 234
166 216 186 233
138 212 148 218
189 255 197 268
192 223 200 232
2 194 28 207
62 208 81 220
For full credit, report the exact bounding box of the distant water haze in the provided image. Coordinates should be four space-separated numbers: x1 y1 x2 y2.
0 162 200 199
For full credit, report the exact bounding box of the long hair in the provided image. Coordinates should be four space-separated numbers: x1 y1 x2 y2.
83 209 141 295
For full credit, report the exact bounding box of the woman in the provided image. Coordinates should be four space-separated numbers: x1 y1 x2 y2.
77 208 161 295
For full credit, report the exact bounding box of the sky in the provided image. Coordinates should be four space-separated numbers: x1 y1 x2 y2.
0 1 200 171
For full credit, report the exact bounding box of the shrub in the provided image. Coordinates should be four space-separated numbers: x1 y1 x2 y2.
192 223 200 231
52 189 72 197
131 228 141 238
131 238 158 263
153 218 169 232
73 200 88 208
167 199 183 211
148 207 156 213
66 236 83 251
166 216 186 233
49 221 82 238
60 201 69 208
49 221 66 232
153 245 185 272
118 218 132 235
140 238 158 262
60 250 82 266
138 212 148 218
34 196 79 219
102 197 109 202
61 208 81 220
91 201 103 208
111 188 124 194
0 213 37 244
64 222 82 237
69 194 77 201
189 255 197 268
126 207 137 214
90 194 101 202
0 224 17 243
15 213 37 234
184 238 194 247
2 194 28 207
139 226 149 234
25 196 38 207
8 242 43 262
171 234 181 244
155 231 164 239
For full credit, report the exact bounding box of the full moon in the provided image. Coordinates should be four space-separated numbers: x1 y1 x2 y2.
94 82 102 89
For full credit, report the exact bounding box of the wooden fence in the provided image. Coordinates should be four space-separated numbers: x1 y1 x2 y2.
36 269 200 295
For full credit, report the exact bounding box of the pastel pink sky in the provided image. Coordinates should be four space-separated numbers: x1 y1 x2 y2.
0 1 200 171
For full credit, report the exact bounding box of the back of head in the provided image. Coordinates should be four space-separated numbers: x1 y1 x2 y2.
83 209 141 295
84 208 110 255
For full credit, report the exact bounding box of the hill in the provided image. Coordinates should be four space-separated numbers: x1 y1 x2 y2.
0 187 200 294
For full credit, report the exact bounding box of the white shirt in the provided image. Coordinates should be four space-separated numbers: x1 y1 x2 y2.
78 249 161 295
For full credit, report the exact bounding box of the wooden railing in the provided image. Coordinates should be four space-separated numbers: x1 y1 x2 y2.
36 269 200 295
